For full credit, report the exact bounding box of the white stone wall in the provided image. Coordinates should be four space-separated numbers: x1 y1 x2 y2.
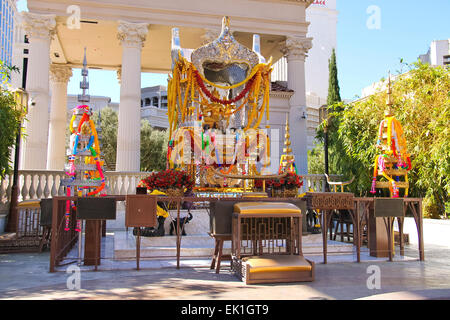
141 106 169 129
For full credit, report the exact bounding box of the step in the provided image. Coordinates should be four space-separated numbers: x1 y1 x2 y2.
380 169 408 176
375 181 409 189
113 232 354 259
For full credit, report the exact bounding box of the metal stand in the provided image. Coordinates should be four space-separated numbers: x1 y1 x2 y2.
78 221 83 266
136 227 141 270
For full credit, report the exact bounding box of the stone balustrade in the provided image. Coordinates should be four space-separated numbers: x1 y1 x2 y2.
0 170 340 208
0 170 151 207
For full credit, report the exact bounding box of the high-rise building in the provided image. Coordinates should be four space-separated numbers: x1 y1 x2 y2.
419 39 450 67
0 0 15 67
1 0 27 88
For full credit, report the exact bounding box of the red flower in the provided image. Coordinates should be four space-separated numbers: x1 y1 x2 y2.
140 169 193 191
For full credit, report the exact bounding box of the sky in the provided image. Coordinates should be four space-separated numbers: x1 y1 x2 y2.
16 0 450 102
336 0 450 99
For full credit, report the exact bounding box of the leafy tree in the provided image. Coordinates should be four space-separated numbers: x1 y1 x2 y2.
91 107 118 170
308 144 325 174
0 61 22 179
140 120 169 172
311 61 450 218
90 107 168 172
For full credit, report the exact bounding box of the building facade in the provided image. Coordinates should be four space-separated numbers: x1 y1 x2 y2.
140 85 169 129
419 39 450 67
1 0 29 89
67 94 118 116
272 0 338 149
0 0 15 67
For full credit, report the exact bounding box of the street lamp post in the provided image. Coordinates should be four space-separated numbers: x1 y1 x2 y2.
319 105 330 192
5 89 28 233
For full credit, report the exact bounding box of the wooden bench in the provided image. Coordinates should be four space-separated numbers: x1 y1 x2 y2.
234 255 315 285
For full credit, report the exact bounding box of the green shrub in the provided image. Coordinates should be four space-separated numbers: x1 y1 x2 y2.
0 61 22 179
311 61 449 218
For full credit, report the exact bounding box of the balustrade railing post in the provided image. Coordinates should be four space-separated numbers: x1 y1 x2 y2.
43 174 50 199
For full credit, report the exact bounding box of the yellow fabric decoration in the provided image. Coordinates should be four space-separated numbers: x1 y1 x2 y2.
150 190 169 218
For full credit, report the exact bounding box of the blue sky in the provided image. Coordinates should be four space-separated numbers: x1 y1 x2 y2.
16 0 450 102
337 0 450 99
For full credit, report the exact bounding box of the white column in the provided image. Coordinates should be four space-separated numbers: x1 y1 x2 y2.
281 36 313 175
158 92 161 109
116 21 148 172
20 12 56 170
47 65 72 170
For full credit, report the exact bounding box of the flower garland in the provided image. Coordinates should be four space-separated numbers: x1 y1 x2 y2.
167 54 273 138
371 115 411 197
194 69 256 105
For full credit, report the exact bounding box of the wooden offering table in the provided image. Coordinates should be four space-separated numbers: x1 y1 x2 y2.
355 197 424 261
305 192 358 264
49 194 423 273
71 198 116 270
125 195 158 270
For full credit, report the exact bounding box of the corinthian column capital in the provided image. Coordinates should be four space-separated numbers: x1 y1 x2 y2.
280 36 313 61
116 68 122 84
21 12 56 41
49 64 73 83
117 21 149 48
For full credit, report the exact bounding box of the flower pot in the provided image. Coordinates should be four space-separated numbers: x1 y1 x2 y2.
273 188 298 198
163 188 185 198
283 188 299 198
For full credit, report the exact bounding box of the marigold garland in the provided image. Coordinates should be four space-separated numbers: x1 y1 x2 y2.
167 54 272 138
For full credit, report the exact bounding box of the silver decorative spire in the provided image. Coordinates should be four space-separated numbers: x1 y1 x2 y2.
78 47 90 103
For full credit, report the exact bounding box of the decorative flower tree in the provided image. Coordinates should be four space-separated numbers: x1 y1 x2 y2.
370 76 411 198
61 49 106 232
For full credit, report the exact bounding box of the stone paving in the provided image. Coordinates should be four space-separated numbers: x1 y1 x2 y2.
1 216 450 300
1 238 450 300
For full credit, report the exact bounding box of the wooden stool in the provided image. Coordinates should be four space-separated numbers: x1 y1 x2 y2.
333 211 354 242
39 226 51 252
208 233 232 274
